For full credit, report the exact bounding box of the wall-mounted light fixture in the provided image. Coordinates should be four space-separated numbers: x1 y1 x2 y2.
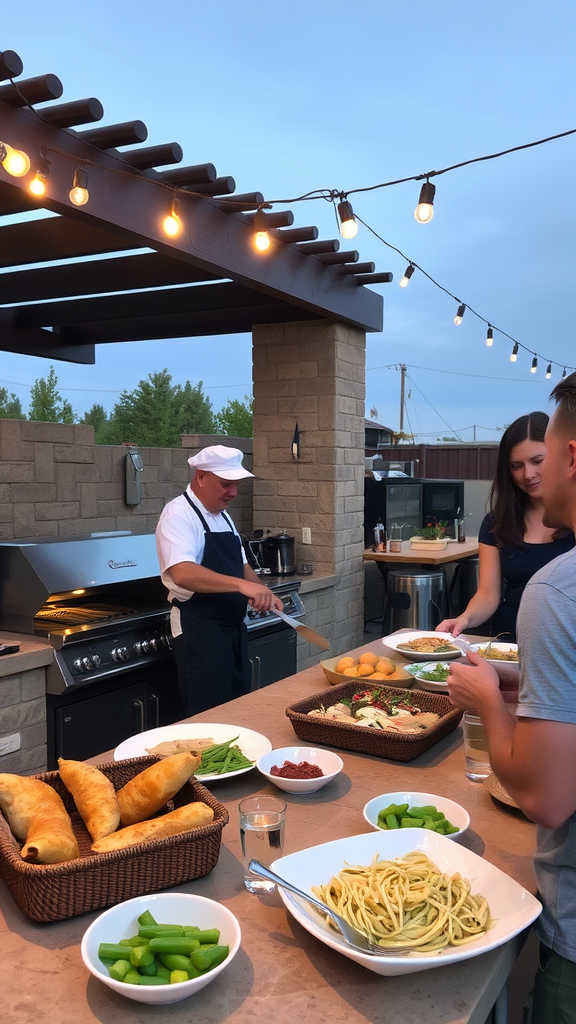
291 423 300 460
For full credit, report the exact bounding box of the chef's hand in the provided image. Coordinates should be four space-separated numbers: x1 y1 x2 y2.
447 648 503 714
436 614 469 637
240 580 279 612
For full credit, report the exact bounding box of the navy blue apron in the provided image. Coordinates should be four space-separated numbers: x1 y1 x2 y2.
171 493 250 716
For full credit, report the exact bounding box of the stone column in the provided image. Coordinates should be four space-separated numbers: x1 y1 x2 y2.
252 319 366 654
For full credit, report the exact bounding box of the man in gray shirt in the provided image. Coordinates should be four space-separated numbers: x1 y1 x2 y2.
448 370 576 1024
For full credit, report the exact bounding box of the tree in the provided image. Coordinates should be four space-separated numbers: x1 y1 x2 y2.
29 366 75 422
0 387 26 419
214 395 253 438
80 403 109 442
96 370 215 447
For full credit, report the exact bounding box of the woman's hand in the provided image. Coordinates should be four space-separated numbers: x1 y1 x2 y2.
436 614 469 636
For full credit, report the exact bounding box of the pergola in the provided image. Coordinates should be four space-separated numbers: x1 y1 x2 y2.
0 48 387 365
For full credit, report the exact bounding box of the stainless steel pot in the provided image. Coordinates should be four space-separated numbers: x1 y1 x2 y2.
261 531 295 576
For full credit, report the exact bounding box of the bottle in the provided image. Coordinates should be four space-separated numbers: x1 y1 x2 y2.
373 519 385 551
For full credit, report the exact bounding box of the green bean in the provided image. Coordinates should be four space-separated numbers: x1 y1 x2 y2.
124 969 142 985
120 935 149 947
190 945 229 972
376 801 459 833
129 945 155 968
157 953 193 973
149 937 201 955
99 942 134 962
109 959 132 982
170 970 189 985
139 976 170 985
137 909 158 927
138 925 185 938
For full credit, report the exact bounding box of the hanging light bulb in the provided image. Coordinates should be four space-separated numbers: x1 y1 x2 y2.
337 199 358 239
0 141 31 177
485 326 494 347
454 303 466 326
163 196 182 237
562 367 567 379
253 209 271 253
546 363 552 379
414 180 436 223
531 356 538 374
28 150 50 198
69 167 89 206
399 264 415 288
510 342 519 362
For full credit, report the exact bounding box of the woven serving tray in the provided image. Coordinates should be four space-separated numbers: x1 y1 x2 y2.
286 681 462 762
0 756 229 923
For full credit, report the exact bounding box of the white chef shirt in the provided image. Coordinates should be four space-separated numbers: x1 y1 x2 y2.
156 485 247 637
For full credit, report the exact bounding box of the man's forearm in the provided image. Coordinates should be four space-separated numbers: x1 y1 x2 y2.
171 561 244 594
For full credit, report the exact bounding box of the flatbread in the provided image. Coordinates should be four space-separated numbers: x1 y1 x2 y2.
145 738 215 758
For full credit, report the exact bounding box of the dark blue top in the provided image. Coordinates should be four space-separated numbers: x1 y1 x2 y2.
478 512 575 641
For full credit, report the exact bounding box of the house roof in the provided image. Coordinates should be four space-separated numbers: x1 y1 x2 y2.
0 49 388 365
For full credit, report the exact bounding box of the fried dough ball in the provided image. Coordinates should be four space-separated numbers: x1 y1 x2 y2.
376 658 395 676
357 664 375 676
343 666 359 676
359 652 379 667
369 672 388 680
335 656 355 673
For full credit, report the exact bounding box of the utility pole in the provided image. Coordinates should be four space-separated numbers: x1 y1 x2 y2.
399 364 406 433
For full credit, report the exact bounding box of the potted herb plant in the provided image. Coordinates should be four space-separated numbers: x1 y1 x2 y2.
410 519 449 550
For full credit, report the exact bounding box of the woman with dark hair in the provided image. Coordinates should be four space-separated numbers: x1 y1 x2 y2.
437 411 575 641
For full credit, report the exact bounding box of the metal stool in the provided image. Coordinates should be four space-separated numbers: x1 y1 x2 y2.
383 569 445 633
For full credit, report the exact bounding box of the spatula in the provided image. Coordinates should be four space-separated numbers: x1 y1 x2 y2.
276 609 331 650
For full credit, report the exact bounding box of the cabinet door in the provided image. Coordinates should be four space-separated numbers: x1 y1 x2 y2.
146 670 184 729
248 629 297 689
50 679 149 766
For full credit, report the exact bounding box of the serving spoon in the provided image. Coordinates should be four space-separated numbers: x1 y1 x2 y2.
248 859 411 956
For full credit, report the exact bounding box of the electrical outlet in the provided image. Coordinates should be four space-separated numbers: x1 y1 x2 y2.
302 527 312 545
0 732 21 757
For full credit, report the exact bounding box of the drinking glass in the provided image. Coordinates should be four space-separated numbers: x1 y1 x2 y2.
389 524 403 553
462 712 491 780
239 795 287 892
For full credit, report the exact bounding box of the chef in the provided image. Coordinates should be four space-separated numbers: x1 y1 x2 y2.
156 444 284 716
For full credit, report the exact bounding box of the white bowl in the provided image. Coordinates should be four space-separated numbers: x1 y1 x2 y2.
256 746 344 794
469 642 519 665
272 830 541 976
363 790 470 839
81 892 241 1004
382 630 462 662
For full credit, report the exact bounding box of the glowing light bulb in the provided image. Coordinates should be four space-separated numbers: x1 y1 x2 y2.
399 264 415 288
510 343 518 362
254 230 271 253
531 356 538 374
337 200 358 239
163 211 181 236
546 364 552 379
0 142 31 177
414 181 435 223
486 327 494 346
69 168 89 206
29 172 47 197
454 303 466 326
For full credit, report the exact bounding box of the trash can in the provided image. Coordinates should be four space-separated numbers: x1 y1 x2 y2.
383 569 445 633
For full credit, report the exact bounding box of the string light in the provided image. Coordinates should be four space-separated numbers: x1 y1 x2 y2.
486 326 494 347
399 264 415 288
563 367 567 378
28 149 50 197
69 167 89 206
337 199 358 239
454 303 466 326
253 209 271 253
531 355 538 373
546 363 552 379
510 343 519 362
0 140 31 177
414 181 435 223
162 196 181 237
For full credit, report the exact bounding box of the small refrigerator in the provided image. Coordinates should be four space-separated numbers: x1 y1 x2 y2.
364 477 465 544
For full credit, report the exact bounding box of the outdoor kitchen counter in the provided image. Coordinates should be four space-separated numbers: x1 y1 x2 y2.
1 638 537 1024
0 631 52 678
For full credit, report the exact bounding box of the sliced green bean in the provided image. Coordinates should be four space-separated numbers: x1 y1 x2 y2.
190 944 229 972
148 936 201 955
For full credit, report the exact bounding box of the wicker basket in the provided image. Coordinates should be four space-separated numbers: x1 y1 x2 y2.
0 757 228 923
286 681 462 762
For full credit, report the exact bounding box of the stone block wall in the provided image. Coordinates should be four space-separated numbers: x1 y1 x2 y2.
0 667 46 774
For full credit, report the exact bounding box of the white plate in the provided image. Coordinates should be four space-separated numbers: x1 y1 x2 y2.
469 642 519 665
382 630 462 662
404 661 452 692
114 723 272 781
363 790 470 838
272 830 541 977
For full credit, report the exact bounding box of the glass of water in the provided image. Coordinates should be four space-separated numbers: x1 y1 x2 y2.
462 712 491 780
239 794 287 892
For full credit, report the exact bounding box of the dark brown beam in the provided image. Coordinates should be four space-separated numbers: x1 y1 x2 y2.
335 262 375 275
0 217 142 269
187 176 236 196
246 210 294 230
0 74 63 106
353 272 393 285
0 253 219 304
272 226 318 244
316 251 359 265
40 98 104 128
215 192 264 212
157 163 216 185
0 177 40 216
0 310 95 363
75 121 148 148
0 51 23 82
296 239 339 255
120 143 183 169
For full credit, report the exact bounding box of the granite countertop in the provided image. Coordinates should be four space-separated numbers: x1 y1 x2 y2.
0 631 53 678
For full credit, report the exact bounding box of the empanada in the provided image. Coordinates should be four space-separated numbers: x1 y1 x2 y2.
58 758 120 840
91 801 214 853
116 751 201 826
0 773 80 864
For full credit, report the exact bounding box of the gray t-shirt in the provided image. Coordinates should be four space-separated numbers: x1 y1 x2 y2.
517 545 576 960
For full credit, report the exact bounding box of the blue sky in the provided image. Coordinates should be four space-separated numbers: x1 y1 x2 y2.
1 1 575 440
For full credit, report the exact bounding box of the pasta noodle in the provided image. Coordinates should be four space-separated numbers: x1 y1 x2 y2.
397 637 457 653
311 851 491 952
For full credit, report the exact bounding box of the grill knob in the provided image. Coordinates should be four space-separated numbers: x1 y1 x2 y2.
149 638 159 651
133 642 144 656
81 657 92 671
73 658 83 673
90 655 101 669
140 639 151 654
112 646 129 663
